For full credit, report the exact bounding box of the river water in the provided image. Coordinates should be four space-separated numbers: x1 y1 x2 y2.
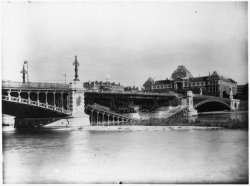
2 113 248 184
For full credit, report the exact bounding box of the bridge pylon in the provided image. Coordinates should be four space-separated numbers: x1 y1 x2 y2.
186 91 198 116
69 80 86 117
69 56 87 118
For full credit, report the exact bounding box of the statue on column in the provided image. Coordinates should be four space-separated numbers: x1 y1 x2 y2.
200 88 203 95
73 55 80 81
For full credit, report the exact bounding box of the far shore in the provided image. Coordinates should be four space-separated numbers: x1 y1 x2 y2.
198 110 248 115
80 125 222 131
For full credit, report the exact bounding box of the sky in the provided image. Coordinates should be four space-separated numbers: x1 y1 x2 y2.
2 1 248 87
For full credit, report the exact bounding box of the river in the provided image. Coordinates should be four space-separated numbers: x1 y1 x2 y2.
2 113 248 184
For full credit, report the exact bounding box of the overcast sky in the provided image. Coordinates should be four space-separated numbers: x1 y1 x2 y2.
2 1 248 87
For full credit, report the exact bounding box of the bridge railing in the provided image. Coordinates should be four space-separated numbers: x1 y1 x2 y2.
2 95 71 115
2 81 70 89
85 89 179 97
193 94 231 102
92 103 111 111
163 105 188 119
86 104 138 121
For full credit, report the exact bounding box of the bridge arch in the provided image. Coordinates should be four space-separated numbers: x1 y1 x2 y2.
193 99 231 111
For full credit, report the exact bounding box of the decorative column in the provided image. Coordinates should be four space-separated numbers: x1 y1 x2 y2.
102 113 105 124
37 92 40 105
96 112 99 125
112 116 114 125
27 91 31 104
69 56 86 117
53 92 56 107
18 91 21 102
73 55 80 81
61 92 64 109
45 92 48 105
107 114 110 125
7 90 11 100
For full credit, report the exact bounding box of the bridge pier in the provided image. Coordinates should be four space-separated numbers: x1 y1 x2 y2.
186 91 198 116
230 99 240 111
18 91 21 102
7 90 11 101
69 80 86 117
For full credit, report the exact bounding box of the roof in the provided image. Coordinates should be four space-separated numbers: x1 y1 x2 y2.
227 78 237 83
143 77 154 86
171 65 193 80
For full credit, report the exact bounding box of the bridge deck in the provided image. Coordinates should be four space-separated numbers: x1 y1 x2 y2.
2 81 70 90
2 95 71 116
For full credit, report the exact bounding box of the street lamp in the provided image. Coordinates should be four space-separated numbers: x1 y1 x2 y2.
24 60 29 83
20 64 27 83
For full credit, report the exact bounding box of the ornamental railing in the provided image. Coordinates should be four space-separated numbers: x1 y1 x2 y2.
85 89 179 97
86 104 139 121
2 95 71 115
193 94 232 102
163 105 189 119
2 81 70 89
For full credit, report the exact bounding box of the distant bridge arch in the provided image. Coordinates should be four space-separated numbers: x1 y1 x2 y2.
193 98 231 110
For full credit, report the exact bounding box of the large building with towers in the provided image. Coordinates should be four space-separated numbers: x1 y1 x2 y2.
143 65 237 98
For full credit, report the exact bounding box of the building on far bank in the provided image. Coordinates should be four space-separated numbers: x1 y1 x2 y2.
83 81 124 92
143 65 238 98
124 86 139 92
143 77 154 91
236 84 248 100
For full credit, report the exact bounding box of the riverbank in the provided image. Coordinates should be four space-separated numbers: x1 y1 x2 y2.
81 125 222 131
199 110 248 115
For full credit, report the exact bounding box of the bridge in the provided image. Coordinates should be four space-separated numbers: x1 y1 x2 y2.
84 90 181 113
2 79 85 120
85 103 139 126
2 81 241 125
2 80 241 124
2 56 241 127
193 94 240 111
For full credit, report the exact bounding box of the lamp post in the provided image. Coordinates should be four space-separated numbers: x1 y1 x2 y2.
24 60 29 83
20 64 27 83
